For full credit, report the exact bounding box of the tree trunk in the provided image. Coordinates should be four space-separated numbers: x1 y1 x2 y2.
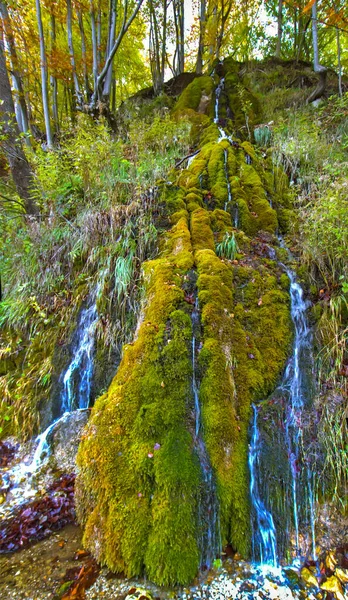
312 0 320 71
90 1 98 91
161 0 167 87
275 0 283 58
66 0 83 108
334 3 342 97
77 9 90 98
35 0 53 149
102 0 117 101
0 38 37 213
0 1 30 137
195 0 206 74
89 0 144 111
50 12 59 132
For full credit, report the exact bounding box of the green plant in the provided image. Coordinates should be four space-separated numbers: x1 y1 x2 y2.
216 232 239 260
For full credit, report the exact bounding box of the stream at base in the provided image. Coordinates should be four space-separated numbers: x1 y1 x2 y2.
0 287 100 519
249 244 317 566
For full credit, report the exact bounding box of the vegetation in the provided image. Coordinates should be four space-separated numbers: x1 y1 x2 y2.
0 0 347 590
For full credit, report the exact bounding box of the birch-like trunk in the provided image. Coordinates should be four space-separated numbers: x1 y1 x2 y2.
196 0 206 74
50 12 59 131
103 0 117 100
35 0 53 148
66 0 83 107
275 0 283 58
0 1 30 137
0 37 37 213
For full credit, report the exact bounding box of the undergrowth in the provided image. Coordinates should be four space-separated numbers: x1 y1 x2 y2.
267 91 348 505
0 107 191 439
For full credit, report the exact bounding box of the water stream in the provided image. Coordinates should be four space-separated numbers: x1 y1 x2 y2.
0 288 100 515
61 287 100 413
249 250 316 565
249 404 278 567
191 297 220 568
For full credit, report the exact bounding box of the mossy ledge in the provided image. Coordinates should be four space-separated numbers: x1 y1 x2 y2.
76 62 294 586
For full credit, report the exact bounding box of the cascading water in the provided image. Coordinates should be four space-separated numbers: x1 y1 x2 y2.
0 287 101 514
249 248 316 564
249 404 278 567
281 266 314 556
223 148 238 227
191 297 220 568
61 288 100 413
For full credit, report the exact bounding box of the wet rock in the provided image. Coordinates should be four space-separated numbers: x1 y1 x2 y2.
51 409 90 473
325 551 338 572
125 589 153 600
334 567 348 584
300 567 318 588
284 568 300 586
320 575 345 600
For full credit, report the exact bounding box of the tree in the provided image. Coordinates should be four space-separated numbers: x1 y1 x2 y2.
35 0 54 148
275 0 283 57
0 1 30 138
0 36 37 214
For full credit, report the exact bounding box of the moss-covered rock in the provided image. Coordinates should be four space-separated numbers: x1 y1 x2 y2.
76 66 296 586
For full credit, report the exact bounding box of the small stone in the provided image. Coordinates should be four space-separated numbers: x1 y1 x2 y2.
320 575 345 600
300 567 318 588
334 567 348 585
325 551 337 571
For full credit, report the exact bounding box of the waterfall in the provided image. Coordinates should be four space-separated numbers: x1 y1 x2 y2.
281 267 314 555
2 286 101 506
223 148 238 227
249 254 316 563
191 297 220 568
61 286 100 413
214 78 225 125
249 404 278 567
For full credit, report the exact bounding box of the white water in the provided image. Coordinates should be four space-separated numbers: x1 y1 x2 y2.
249 404 278 567
61 286 100 413
0 288 101 516
249 249 316 563
282 267 313 555
191 297 220 568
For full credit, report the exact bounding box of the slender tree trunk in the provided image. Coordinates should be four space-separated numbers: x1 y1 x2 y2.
0 1 30 137
90 1 98 91
312 0 320 71
103 0 117 100
97 2 102 68
336 26 342 97
50 12 59 132
77 9 90 98
66 0 83 107
89 0 144 110
0 38 37 213
173 0 184 75
160 0 167 86
275 0 283 58
35 0 53 148
334 3 342 97
196 0 206 74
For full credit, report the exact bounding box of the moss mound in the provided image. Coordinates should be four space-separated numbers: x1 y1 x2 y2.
76 60 295 585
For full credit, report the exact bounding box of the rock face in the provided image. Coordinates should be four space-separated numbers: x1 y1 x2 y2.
76 59 294 585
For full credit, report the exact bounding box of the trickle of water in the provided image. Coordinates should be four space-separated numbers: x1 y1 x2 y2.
249 240 316 561
282 267 313 554
249 404 278 567
191 297 220 568
61 288 100 413
214 78 225 124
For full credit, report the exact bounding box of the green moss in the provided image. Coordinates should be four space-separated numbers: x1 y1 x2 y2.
173 76 214 115
190 209 215 252
76 66 297 583
76 222 201 586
